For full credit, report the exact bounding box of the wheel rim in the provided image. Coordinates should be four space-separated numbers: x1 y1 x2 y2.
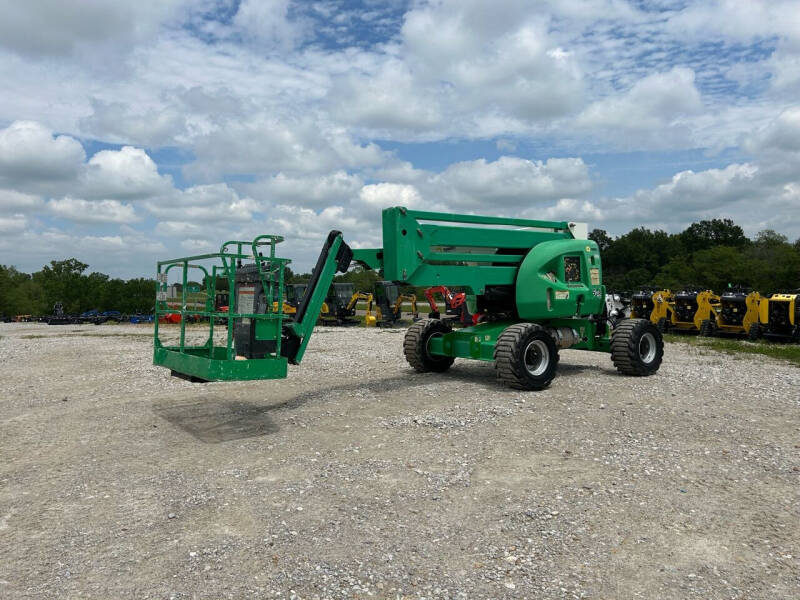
639 332 657 363
523 339 550 376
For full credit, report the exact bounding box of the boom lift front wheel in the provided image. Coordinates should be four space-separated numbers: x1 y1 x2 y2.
611 318 664 376
494 323 559 391
404 319 456 373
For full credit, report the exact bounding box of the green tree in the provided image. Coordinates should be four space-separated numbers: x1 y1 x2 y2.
32 258 89 313
333 266 379 294
689 246 752 291
617 267 654 290
81 272 110 312
654 258 695 290
0 266 40 315
754 229 788 246
602 227 681 289
745 232 800 292
679 219 748 253
5 279 46 315
588 229 612 253
123 278 157 313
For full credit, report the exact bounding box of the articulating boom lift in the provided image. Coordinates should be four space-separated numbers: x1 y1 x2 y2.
154 207 663 389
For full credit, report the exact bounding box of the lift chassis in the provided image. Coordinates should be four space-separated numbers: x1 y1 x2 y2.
154 207 663 390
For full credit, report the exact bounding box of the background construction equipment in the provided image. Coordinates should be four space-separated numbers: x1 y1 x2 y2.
374 281 419 327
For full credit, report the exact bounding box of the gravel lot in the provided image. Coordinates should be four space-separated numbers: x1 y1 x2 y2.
1 321 798 599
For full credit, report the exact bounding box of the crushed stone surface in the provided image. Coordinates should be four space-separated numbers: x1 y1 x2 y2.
1 322 798 599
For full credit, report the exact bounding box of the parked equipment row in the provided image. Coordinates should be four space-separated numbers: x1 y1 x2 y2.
630 288 799 341
246 281 421 328
7 303 154 325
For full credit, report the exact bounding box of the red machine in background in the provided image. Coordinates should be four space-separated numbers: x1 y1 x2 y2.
424 286 481 325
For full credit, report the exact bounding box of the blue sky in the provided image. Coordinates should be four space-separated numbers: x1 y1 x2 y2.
0 0 799 277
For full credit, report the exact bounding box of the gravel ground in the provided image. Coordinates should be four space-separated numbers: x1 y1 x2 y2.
0 321 798 599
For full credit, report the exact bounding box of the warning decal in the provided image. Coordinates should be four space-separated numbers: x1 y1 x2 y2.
238 286 255 324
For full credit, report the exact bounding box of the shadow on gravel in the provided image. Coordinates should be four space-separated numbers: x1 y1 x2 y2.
152 372 485 443
268 375 439 411
153 398 280 443
152 360 620 443
556 362 615 375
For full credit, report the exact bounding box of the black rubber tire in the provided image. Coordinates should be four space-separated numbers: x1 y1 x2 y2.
611 318 664 376
494 323 559 391
403 319 455 373
656 317 668 333
699 319 714 337
748 323 761 341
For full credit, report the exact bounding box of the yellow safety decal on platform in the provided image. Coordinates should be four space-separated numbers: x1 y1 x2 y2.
555 290 569 300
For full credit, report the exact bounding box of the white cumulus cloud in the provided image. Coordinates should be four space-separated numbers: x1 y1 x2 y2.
0 121 85 187
48 198 139 224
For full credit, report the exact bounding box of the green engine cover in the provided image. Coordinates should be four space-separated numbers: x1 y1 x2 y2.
516 239 605 319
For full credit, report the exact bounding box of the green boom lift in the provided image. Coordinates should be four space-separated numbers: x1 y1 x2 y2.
153 207 663 389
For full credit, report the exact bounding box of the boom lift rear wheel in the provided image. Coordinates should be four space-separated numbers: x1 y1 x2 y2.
404 319 456 373
611 319 664 376
494 323 559 390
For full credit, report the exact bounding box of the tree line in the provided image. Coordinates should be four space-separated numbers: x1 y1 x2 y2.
591 219 800 293
0 259 154 317
2 218 798 317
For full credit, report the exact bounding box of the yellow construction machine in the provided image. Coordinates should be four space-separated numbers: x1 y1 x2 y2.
711 288 762 338
346 291 376 326
753 292 800 341
649 289 675 332
630 289 656 321
271 283 311 315
318 283 371 326
668 289 720 334
374 281 419 326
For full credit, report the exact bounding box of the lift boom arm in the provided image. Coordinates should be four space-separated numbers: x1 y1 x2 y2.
281 231 352 363
153 206 617 385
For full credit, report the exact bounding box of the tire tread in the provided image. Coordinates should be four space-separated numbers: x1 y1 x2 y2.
611 318 664 376
494 323 559 390
403 319 455 373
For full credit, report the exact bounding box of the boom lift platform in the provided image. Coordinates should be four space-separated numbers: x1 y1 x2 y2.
154 208 664 389
154 233 350 381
